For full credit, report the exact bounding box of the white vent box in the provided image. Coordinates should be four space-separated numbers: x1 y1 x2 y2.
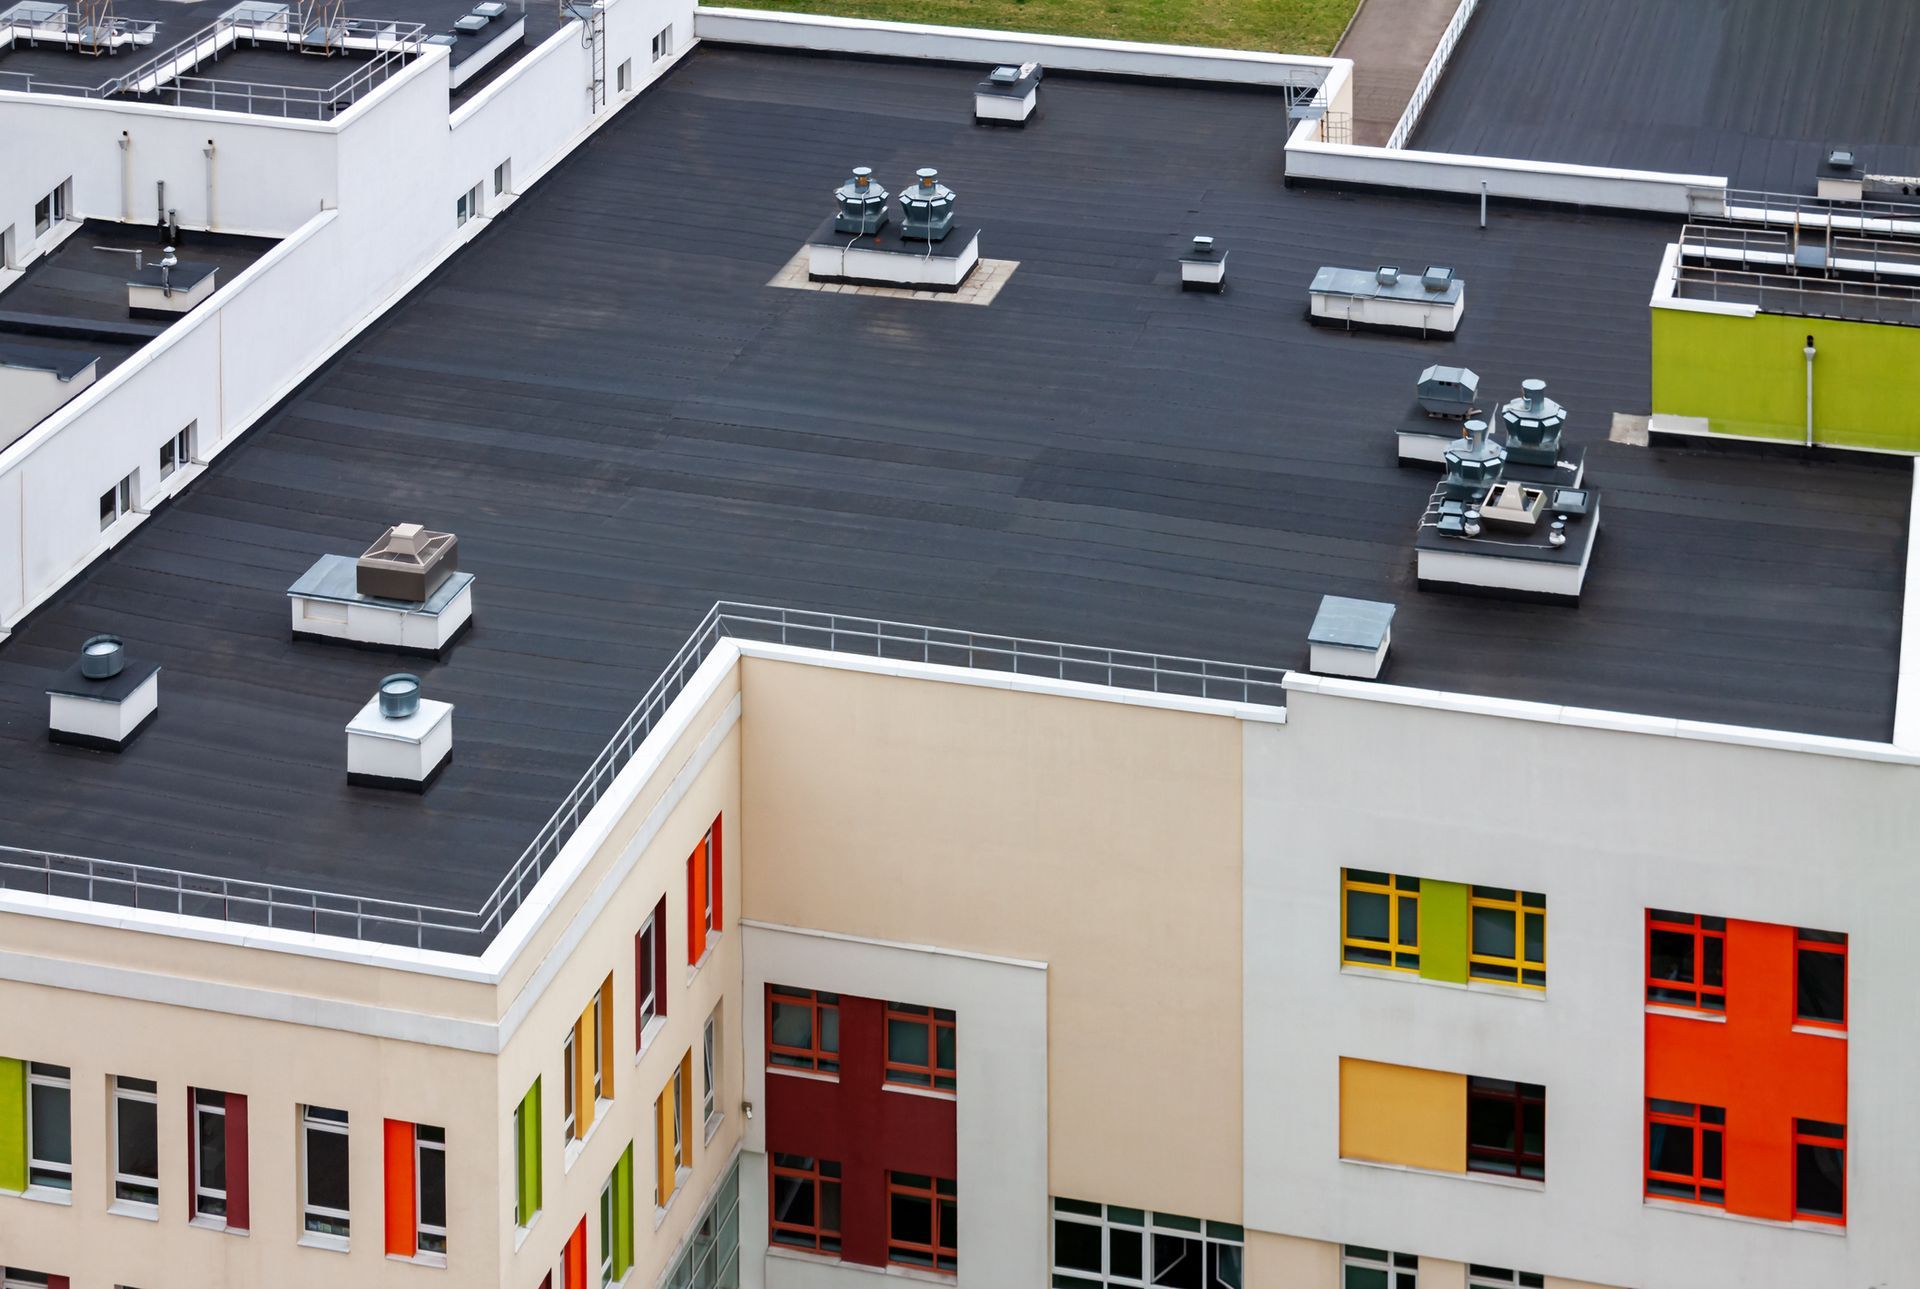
288 554 474 657
1307 595 1394 680
346 692 452 791
975 62 1040 124
1309 264 1464 337
807 221 982 291
127 262 219 318
47 650 159 751
1179 236 1227 291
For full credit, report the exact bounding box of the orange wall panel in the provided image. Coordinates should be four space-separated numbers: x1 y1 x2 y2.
384 1118 416 1257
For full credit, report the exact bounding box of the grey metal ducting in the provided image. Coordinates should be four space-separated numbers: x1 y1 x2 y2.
833 167 889 236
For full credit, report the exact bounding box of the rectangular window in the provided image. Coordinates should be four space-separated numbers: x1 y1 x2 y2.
1466 1078 1545 1180
1467 1270 1542 1289
1468 887 1546 987
564 1027 578 1142
1341 869 1420 971
456 183 483 226
493 160 511 196
654 1051 692 1209
26 1063 70 1192
301 1106 350 1242
636 900 665 1043
1052 1200 1242 1288
616 59 631 92
514 1080 542 1228
600 1173 616 1286
158 425 193 480
885 1003 956 1092
686 818 723 966
1342 1246 1417 1289
113 1076 159 1208
650 25 671 60
34 180 68 237
190 1087 248 1231
1795 929 1846 1029
770 1155 841 1255
1645 1099 1725 1206
887 1172 956 1273
569 975 616 1145
1646 910 1726 1011
98 471 136 531
416 1125 447 1257
702 1005 720 1132
767 986 840 1075
1794 1119 1845 1223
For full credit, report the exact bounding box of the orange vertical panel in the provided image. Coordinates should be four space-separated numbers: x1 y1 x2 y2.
598 977 616 1102
687 840 708 963
384 1119 416 1257
575 1012 596 1135
565 1216 588 1289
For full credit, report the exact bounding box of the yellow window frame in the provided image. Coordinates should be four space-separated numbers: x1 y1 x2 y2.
1468 887 1546 987
1341 869 1421 971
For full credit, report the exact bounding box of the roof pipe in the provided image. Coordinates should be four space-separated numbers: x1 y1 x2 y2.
1804 334 1817 448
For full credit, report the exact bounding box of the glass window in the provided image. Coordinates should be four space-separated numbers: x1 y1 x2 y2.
887 1173 956 1273
770 1155 841 1255
1646 911 1726 1011
1051 1200 1239 1288
114 1076 160 1207
1645 1100 1725 1206
1468 889 1546 987
1466 1078 1545 1180
767 986 840 1075
417 1125 447 1255
1341 1246 1417 1289
26 1063 71 1191
302 1106 350 1240
1341 870 1419 971
703 1005 721 1128
1795 930 1846 1028
1467 1270 1543 1289
600 1174 615 1285
884 1003 956 1091
193 1088 228 1221
1794 1119 1845 1223
637 909 660 1037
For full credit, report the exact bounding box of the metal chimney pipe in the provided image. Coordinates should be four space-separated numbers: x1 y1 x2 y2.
156 179 165 233
1803 335 1817 447
1522 378 1546 414
1466 417 1488 450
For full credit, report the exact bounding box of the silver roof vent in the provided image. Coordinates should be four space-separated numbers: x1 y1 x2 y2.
347 673 453 792
899 168 957 243
48 634 161 752
1442 418 1505 500
1375 265 1400 287
833 166 889 236
1416 364 1479 418
1499 378 1567 467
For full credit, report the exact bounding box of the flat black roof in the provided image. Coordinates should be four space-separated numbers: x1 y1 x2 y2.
0 48 1906 912
1411 0 1920 192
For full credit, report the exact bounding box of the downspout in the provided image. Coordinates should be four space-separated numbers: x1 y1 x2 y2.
1803 335 1817 448
204 139 216 230
118 131 131 221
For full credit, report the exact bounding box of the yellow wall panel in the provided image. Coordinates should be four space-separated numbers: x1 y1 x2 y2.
1338 1057 1465 1173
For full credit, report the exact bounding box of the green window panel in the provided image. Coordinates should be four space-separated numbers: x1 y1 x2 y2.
0 1057 23 1191
516 1078 542 1225
1418 880 1470 984
613 1143 636 1277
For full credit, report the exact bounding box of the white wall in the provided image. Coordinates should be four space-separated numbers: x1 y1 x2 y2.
739 921 1049 1289
1242 687 1920 1289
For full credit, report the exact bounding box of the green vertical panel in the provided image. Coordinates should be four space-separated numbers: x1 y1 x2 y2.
0 1057 23 1192
1418 881 1470 983
614 1143 635 1276
518 1078 542 1220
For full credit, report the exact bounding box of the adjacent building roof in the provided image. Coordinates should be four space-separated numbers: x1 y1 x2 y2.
0 48 1906 912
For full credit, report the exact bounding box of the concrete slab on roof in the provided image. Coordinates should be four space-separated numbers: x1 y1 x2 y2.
0 47 1904 916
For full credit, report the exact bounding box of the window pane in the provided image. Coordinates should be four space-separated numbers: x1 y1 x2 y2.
1055 1219 1101 1272
821 1179 841 1234
308 1123 350 1211
888 1018 929 1068
1797 948 1845 1024
420 1146 447 1227
1523 912 1544 964
773 1174 813 1228
198 1109 225 1189
892 1191 932 1246
1701 1129 1723 1182
1795 1142 1844 1217
936 1024 956 1072
1152 1232 1202 1288
1346 890 1389 942
1473 905 1516 958
1648 929 1694 985
771 1000 811 1050
1210 1243 1243 1289
1468 1094 1515 1155
1345 1269 1389 1289
1702 934 1723 989
30 1083 70 1166
1647 1121 1691 1177
1110 1226 1144 1280
820 1005 839 1054
118 1095 158 1180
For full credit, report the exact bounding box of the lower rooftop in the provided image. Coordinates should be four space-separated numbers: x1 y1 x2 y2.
0 46 1907 919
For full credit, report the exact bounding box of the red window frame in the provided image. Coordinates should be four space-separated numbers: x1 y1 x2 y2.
685 817 723 966
1645 910 1726 1012
636 895 667 1048
1792 1119 1845 1225
766 986 840 1075
884 1003 956 1092
1793 929 1847 1030
769 1154 842 1254
886 1172 956 1274
1645 1099 1725 1207
1466 1078 1546 1180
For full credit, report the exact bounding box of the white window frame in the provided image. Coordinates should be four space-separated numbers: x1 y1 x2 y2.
671 1065 685 1172
592 988 606 1104
563 1028 578 1141
99 470 136 531
616 58 630 92
701 1009 719 1133
25 1062 72 1193
1 224 16 270
599 1174 616 1285
637 910 658 1036
192 1089 229 1225
416 1125 448 1260
159 424 193 480
1050 1201 1243 1289
493 160 511 196
1342 1246 1418 1289
650 24 670 60
456 182 483 226
112 1075 160 1209
300 1105 351 1245
1466 1270 1542 1289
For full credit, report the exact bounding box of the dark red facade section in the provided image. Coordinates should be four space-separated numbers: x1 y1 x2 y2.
765 992 957 1268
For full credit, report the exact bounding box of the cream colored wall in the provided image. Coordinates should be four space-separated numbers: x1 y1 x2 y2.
736 656 1245 1221
1247 1230 1338 1286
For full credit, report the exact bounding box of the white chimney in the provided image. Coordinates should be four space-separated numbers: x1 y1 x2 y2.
47 635 160 751
345 673 452 791
1307 595 1395 680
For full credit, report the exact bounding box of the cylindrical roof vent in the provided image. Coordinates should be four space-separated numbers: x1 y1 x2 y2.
378 673 422 719
1442 418 1506 500
1500 377 1567 465
80 634 126 679
833 166 890 236
899 168 957 243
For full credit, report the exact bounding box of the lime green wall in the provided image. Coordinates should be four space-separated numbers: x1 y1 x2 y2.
0 1057 25 1192
1418 881 1470 984
1652 306 1920 451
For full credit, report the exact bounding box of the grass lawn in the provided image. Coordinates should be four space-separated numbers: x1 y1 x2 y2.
709 0 1362 55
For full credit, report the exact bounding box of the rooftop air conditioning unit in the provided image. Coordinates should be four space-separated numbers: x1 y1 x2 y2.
356 523 458 602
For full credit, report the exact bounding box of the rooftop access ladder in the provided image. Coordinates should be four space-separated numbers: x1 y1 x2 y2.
564 0 603 110
295 0 344 54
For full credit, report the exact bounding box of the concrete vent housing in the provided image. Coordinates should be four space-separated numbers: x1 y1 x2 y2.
346 673 453 791
47 634 160 751
287 523 474 658
1308 596 1394 679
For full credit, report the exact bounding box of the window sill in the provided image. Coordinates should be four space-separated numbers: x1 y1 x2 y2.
109 1198 159 1221
20 1185 72 1206
564 1112 609 1172
513 1211 542 1251
189 1215 245 1235
1339 964 1546 1001
686 937 720 984
704 1111 725 1144
767 1066 840 1085
635 1014 668 1063
299 1231 351 1253
389 1250 450 1268
1791 1023 1847 1040
882 1082 956 1102
1646 1004 1727 1023
1340 1156 1544 1192
653 1167 694 1230
1642 1197 1846 1235
767 1249 952 1284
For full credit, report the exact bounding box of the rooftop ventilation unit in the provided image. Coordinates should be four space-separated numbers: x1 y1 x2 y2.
1307 595 1394 680
975 60 1041 125
1442 419 1505 501
899 169 957 243
358 522 457 600
1375 265 1399 287
1499 378 1567 468
1178 235 1227 292
833 167 889 236
288 524 474 656
1309 263 1465 337
1416 364 1478 418
1818 147 1865 201
346 673 452 791
126 247 219 318
47 634 160 751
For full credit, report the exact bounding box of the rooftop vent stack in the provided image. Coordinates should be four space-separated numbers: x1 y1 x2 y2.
1442 418 1506 501
356 523 459 603
899 168 956 243
989 64 1018 84
47 634 161 751
1499 378 1567 467
1307 595 1395 680
1179 235 1228 292
1416 364 1479 419
833 167 890 236
158 245 177 298
346 673 453 791
1376 265 1400 287
1422 265 1454 293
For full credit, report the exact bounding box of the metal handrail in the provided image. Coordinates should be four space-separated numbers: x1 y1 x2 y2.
1384 0 1479 152
1675 221 1920 326
1723 187 1920 234
0 604 1289 953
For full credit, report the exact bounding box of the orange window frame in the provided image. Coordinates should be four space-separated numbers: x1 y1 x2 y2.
1645 911 1726 1012
767 986 840 1075
1792 1118 1846 1225
1645 1100 1725 1207
884 1003 956 1092
769 1154 842 1254
886 1172 956 1274
1793 930 1847 1030
686 817 723 966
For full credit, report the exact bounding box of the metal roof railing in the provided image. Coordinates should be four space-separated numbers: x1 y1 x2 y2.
1674 221 1920 326
0 604 1288 955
